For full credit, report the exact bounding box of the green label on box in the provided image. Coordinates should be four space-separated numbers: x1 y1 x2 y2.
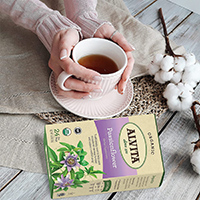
101 180 112 192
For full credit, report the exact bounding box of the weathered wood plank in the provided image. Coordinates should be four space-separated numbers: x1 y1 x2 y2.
134 0 191 34
168 12 200 61
112 84 200 200
123 0 156 16
0 167 21 191
156 111 175 132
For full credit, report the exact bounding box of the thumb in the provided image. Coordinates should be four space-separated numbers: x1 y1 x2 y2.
111 31 135 52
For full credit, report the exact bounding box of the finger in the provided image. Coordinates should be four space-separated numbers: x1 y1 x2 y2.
61 58 102 83
111 31 135 52
117 51 134 94
57 29 102 82
59 29 79 60
56 84 91 99
48 59 63 77
94 24 135 52
63 76 102 93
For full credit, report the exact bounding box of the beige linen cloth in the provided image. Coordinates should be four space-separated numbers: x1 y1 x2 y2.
0 0 184 173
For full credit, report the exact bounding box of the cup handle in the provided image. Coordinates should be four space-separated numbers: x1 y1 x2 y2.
57 71 72 91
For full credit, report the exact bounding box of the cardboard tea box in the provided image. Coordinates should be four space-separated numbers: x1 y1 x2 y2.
44 114 164 199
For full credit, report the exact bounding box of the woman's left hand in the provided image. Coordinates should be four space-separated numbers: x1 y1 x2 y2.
94 23 135 94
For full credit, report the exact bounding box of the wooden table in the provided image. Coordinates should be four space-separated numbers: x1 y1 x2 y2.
1 0 200 199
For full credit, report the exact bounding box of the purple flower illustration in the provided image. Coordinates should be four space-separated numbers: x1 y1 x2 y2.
60 153 80 172
54 174 74 189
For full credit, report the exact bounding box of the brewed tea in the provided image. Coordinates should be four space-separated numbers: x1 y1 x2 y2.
78 54 118 74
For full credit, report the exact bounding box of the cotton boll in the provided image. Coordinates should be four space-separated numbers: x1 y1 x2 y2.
160 70 174 82
174 57 186 72
167 96 182 111
180 94 193 110
184 53 196 66
186 84 194 94
190 148 200 175
184 62 200 82
184 62 200 83
182 63 200 87
160 55 174 71
170 71 182 84
147 62 160 76
184 83 194 93
188 81 198 88
163 83 180 99
153 54 163 65
164 82 194 111
154 71 166 84
182 72 198 88
177 83 194 98
184 63 199 74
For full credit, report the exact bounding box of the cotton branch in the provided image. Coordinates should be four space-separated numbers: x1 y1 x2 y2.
191 101 200 151
158 8 181 57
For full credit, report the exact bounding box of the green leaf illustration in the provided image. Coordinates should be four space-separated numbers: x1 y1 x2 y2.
90 173 97 179
76 184 83 187
75 171 84 179
59 151 65 162
73 147 82 152
70 185 77 188
88 166 94 173
55 188 62 192
79 160 89 166
60 142 72 151
63 187 69 191
63 168 68 177
84 167 89 174
57 147 69 152
48 146 58 162
52 173 61 180
50 162 63 168
79 168 85 173
74 179 84 185
70 169 75 180
79 155 84 162
78 149 87 157
77 141 83 149
81 151 87 156
71 145 76 149
81 180 89 183
92 170 106 174
75 168 85 179
51 167 60 174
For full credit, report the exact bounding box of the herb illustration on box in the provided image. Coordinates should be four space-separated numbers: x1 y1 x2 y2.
48 141 106 192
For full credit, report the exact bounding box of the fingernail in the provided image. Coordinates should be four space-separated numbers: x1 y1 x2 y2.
93 88 103 93
125 77 129 83
83 78 88 83
82 94 92 100
121 85 126 94
129 43 135 51
60 49 68 60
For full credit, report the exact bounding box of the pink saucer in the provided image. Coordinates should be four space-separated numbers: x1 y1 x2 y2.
49 72 133 119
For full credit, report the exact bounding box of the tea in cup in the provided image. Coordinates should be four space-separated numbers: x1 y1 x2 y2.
57 38 127 99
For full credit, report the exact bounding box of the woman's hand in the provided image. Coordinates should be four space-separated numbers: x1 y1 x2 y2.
94 24 135 94
48 29 102 99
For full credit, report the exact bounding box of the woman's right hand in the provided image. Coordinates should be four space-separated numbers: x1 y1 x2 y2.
48 29 102 99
